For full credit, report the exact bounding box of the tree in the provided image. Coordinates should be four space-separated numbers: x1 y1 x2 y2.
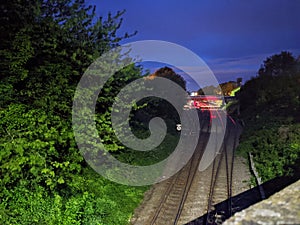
237 53 300 183
0 0 140 192
240 52 300 117
0 1 152 224
130 67 187 133
147 66 186 90
220 81 238 96
258 51 296 77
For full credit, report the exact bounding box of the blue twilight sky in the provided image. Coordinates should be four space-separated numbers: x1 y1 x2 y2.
86 0 300 91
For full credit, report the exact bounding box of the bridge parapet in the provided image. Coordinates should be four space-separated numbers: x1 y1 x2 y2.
223 179 300 224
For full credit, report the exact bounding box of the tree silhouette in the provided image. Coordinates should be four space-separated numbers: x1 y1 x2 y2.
148 66 186 90
258 51 296 77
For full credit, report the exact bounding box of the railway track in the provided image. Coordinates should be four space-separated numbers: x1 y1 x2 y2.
143 112 209 225
131 112 240 225
149 135 209 224
205 116 238 225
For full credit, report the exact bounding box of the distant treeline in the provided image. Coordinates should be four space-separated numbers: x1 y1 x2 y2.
197 78 242 96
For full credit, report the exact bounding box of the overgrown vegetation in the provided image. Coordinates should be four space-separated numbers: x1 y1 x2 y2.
1 169 147 225
237 51 300 182
0 1 181 224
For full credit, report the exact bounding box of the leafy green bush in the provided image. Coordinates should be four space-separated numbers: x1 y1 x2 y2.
0 170 146 225
237 52 300 182
237 124 300 181
0 103 178 224
0 104 83 192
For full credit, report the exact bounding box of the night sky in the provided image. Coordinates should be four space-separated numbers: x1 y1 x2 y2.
87 0 300 91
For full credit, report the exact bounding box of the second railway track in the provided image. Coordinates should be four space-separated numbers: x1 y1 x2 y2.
131 113 242 225
205 120 238 225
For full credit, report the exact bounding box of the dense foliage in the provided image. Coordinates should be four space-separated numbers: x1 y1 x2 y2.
133 67 187 130
237 51 300 182
197 79 241 96
0 0 153 224
148 67 186 91
1 169 146 225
